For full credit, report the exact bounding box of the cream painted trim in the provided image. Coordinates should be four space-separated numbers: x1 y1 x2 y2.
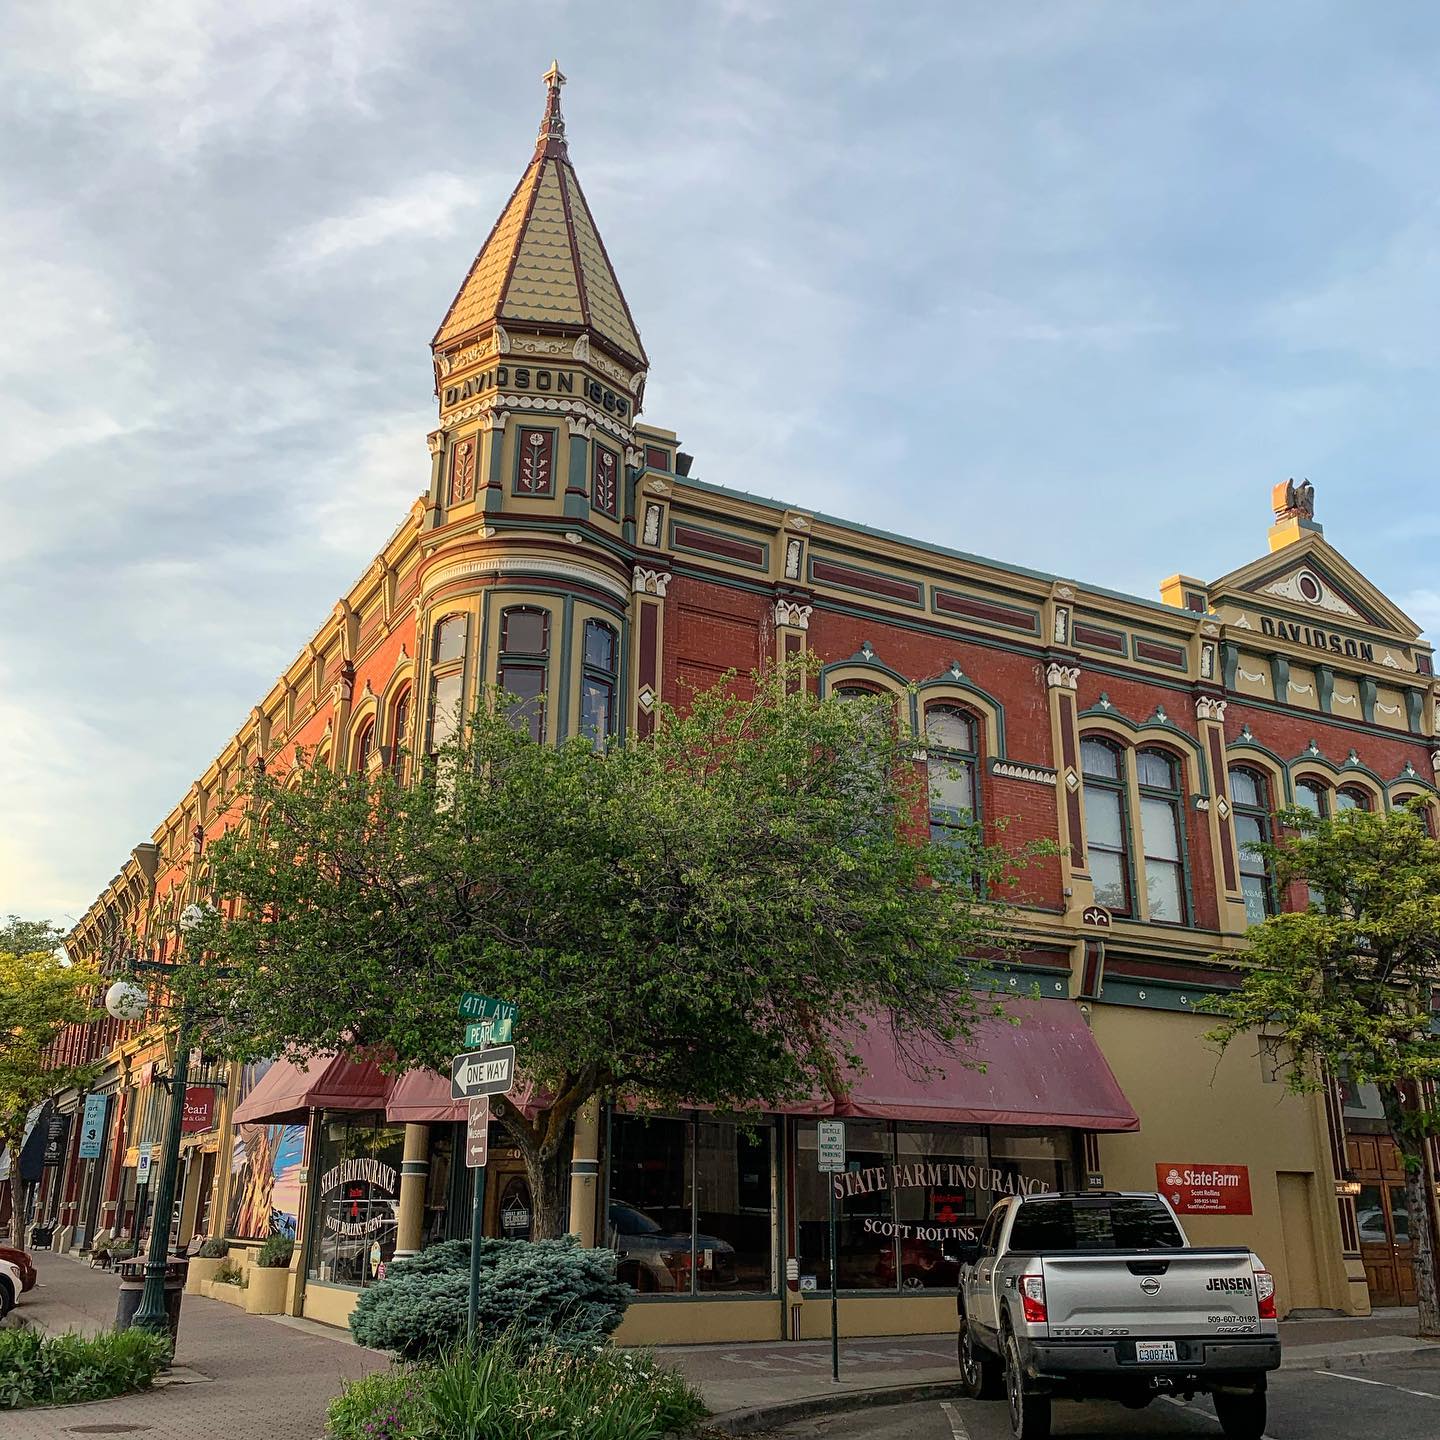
423 554 629 605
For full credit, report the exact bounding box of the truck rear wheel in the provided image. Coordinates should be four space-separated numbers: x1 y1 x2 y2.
1213 1387 1266 1439
1004 1331 1051 1440
959 1317 1002 1400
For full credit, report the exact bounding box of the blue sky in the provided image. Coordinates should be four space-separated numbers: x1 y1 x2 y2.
3 1 1439 923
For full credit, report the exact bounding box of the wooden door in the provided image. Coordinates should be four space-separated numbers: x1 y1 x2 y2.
1346 1134 1415 1307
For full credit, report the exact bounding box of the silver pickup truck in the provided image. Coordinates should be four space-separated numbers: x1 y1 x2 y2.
956 1190 1280 1439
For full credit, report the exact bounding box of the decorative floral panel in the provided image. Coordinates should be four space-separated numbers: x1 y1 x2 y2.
447 436 476 506
591 443 619 518
515 427 555 496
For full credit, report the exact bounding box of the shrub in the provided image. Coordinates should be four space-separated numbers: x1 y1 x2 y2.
196 1238 230 1260
326 1334 706 1440
349 1236 630 1360
256 1236 294 1269
0 1327 172 1409
215 1259 246 1286
108 1243 136 1262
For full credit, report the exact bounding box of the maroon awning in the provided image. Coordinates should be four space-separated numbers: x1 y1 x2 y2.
385 1069 463 1124
784 997 1138 1131
231 1053 390 1125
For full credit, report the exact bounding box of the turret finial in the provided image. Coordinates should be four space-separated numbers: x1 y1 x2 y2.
537 60 568 157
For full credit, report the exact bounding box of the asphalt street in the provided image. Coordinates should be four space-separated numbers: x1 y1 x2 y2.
765 1352 1440 1439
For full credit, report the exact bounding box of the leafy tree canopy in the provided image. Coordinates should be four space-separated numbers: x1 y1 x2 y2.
188 663 1046 1233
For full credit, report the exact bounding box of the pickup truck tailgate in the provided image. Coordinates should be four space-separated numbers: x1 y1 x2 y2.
1039 1250 1261 1337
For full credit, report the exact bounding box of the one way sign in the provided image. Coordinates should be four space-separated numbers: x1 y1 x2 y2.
450 1044 517 1100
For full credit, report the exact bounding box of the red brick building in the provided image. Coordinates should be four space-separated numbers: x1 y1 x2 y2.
39 66 1438 1341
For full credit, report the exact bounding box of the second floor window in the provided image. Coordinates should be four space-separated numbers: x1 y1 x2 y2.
389 689 411 776
1336 786 1372 814
925 705 978 844
427 614 469 755
1081 738 1131 916
1294 779 1328 818
353 719 375 774
499 606 548 742
1137 748 1187 925
1229 766 1274 924
580 620 619 747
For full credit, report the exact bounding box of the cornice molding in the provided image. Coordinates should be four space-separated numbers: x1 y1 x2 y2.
422 553 630 604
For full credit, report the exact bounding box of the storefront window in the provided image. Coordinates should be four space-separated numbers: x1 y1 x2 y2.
308 1115 404 1289
423 1127 454 1249
606 1114 775 1296
795 1121 1076 1295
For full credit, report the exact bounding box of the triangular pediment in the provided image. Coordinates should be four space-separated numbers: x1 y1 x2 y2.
1209 531 1423 643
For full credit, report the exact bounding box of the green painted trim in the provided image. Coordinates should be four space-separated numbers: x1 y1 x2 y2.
563 431 589 520
1094 976 1230 1016
557 595 575 741
671 474 1195 623
969 964 1071 999
1075 703 1212 797
1285 745 1388 790
1315 664 1335 714
929 586 1040 636
1130 633 1190 670
1073 621 1130 659
916 666 1010 758
669 517 770 572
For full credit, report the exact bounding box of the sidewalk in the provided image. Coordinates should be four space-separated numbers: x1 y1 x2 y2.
10 1251 386 1440
657 1310 1440 1428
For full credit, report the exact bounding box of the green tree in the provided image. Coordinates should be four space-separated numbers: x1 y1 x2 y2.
188 663 1045 1237
0 918 98 1245
1206 804 1440 1335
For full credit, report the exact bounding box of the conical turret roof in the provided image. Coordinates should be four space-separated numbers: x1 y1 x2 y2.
433 62 647 370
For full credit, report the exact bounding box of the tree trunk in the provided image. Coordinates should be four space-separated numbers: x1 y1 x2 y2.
495 1107 574 1241
1386 1085 1440 1338
7 1166 24 1248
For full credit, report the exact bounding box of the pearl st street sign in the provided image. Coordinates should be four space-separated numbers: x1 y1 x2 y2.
450 1043 517 1101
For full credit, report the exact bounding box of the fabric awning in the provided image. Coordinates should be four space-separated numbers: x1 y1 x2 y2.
231 1053 390 1125
786 997 1139 1132
385 1069 464 1124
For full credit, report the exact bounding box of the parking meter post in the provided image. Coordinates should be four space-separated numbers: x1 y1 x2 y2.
829 1184 839 1382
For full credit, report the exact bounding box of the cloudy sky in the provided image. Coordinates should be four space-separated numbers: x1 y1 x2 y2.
3 2 1439 925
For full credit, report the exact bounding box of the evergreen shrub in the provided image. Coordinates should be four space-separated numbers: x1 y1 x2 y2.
196 1237 230 1259
256 1235 294 1268
348 1236 630 1360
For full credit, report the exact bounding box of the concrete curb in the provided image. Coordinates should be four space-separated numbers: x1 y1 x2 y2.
702 1380 969 1435
1289 1342 1440 1371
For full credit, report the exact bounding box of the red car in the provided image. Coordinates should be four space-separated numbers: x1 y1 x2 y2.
0 1246 37 1293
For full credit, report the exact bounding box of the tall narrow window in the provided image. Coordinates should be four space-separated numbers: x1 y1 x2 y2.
925 705 978 844
1336 786 1371 814
1294 779 1328 818
353 719 375 774
427 614 469 754
1081 739 1131 916
499 606 549 742
1229 766 1274 924
388 689 411 777
580 620 619 747
1137 748 1187 924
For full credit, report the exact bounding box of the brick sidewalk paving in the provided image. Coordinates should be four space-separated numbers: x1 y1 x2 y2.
9 1252 387 1440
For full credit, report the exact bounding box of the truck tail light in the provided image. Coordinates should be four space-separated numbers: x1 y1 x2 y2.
1254 1269 1276 1320
1020 1271 1047 1323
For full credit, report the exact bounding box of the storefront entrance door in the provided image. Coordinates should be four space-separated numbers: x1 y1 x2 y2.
1347 1136 1416 1307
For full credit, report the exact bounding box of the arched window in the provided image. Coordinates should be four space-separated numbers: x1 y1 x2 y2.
499 606 549 742
352 719 375 774
1137 747 1188 924
389 688 411 776
1229 766 1274 924
580 620 619 748
1081 738 1131 916
1335 786 1372 814
1294 779 1328 818
427 613 469 754
925 704 979 844
1393 793 1438 838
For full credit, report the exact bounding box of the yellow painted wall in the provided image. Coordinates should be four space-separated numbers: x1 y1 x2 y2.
303 1281 361 1330
1090 1004 1357 1317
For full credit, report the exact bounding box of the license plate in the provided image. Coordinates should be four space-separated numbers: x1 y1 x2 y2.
1135 1340 1179 1364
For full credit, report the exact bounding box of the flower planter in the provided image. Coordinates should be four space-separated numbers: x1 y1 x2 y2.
186 1257 225 1294
212 1280 248 1308
244 1265 290 1315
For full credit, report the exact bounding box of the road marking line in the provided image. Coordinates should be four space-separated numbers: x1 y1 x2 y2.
1159 1393 1277 1439
939 1401 971 1439
1314 1370 1388 1387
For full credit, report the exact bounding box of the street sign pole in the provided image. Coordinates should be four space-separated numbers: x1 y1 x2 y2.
816 1119 846 1384
465 1096 490 1347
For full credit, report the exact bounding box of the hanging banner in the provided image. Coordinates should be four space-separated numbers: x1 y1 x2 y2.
42 1112 70 1168
78 1094 108 1160
181 1086 216 1134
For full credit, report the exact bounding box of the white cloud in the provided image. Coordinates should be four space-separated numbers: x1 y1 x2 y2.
278 171 488 270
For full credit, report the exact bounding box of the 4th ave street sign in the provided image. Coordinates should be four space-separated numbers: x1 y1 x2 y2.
451 1044 517 1100
457 993 518 1042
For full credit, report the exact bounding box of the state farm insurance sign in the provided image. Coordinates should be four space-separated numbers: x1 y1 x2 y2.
1156 1162 1252 1216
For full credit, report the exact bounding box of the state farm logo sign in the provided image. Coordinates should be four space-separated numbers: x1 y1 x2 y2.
1156 1162 1252 1216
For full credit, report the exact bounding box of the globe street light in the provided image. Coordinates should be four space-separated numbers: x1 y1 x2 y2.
104 839 211 1338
